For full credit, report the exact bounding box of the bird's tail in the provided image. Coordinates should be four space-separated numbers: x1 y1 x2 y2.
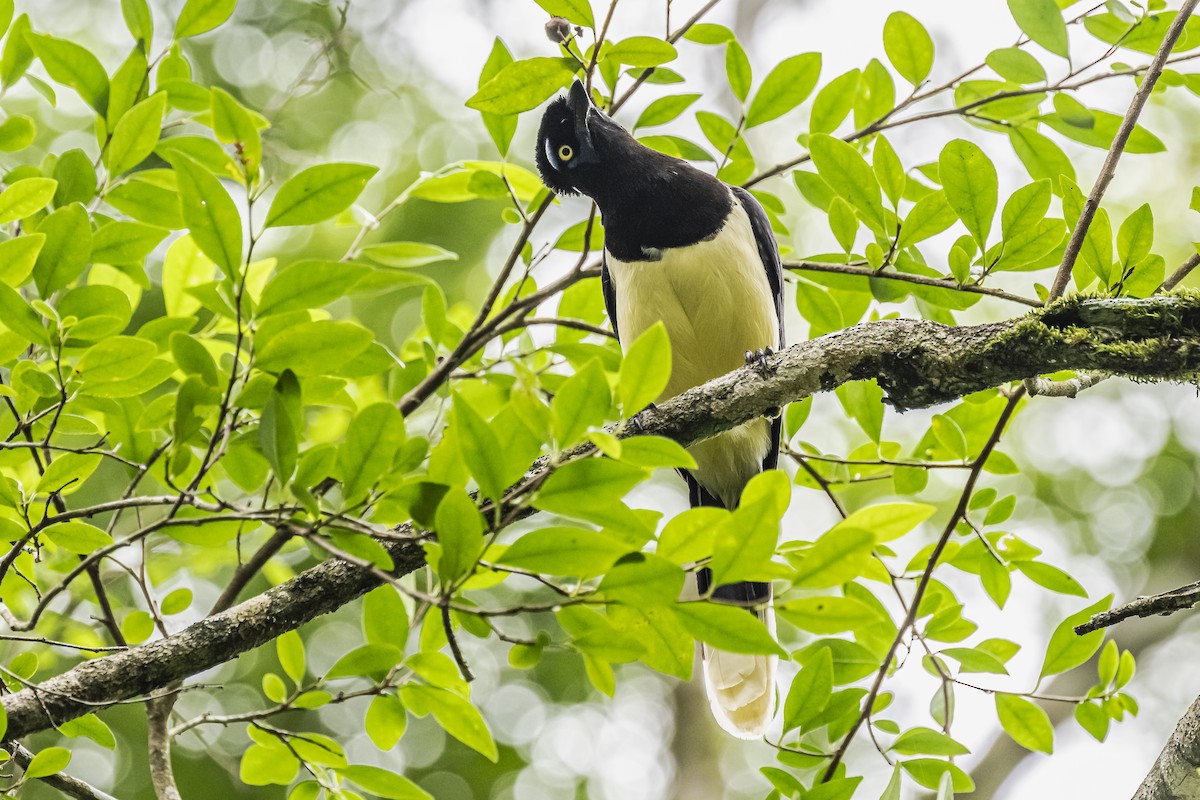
696 571 776 739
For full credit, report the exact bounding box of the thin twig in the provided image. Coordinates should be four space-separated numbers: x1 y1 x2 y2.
785 260 1042 307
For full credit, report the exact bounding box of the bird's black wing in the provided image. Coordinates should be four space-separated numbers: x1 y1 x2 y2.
600 253 619 341
730 186 784 349
730 186 784 474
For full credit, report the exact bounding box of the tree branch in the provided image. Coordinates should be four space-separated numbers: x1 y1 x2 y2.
1134 695 1200 800
6 294 1200 741
1075 580 1200 635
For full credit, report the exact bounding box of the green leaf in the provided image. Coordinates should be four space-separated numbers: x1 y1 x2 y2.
44 521 113 554
176 0 236 38
0 0 11 40
835 379 883 442
106 92 166 177
619 321 671 413
874 136 906 207
326 643 403 681
890 727 971 756
709 470 791 585
256 321 374 375
57 713 115 749
1001 180 1052 239
0 283 47 344
24 746 71 779
0 14 33 91
533 0 594 28
552 358 610 447
399 685 498 761
901 759 974 793
776 596 882 634
939 139 998 247
996 693 1053 752
339 765 431 800
256 261 371 317
809 133 887 235
37 453 102 496
1008 0 1069 57
783 646 833 733
366 695 408 750
339 402 406 503
121 0 154 46
451 396 509 503
598 552 685 606
478 38 517 156
494 526 630 577
360 242 458 268
986 47 1046 83
635 93 702 129
363 585 409 649
1010 127 1076 192
259 371 299 482
168 154 242 278
607 37 677 68
674 601 785 656
791 526 876 589
32 203 92 295
0 177 57 223
1117 203 1153 267
276 630 305 684
30 34 108 114
883 12 934 85
725 40 751 103
809 68 860 134
533 457 651 533
466 57 576 115
1039 595 1112 679
0 114 34 151
210 87 262 178
435 490 485 584
1013 560 1087 596
1075 700 1109 741
91 220 168 265
684 23 734 45
835 502 935 543
898 191 957 248
0 233 44 286
746 53 822 128
607 604 692 678
264 163 378 229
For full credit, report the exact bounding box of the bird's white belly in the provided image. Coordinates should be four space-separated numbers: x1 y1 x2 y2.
606 201 777 508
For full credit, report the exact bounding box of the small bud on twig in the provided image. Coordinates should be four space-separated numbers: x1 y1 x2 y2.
544 16 574 44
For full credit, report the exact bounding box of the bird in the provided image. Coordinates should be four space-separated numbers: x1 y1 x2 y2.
536 80 785 738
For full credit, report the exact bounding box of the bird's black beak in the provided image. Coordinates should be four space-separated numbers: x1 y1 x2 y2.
566 80 601 164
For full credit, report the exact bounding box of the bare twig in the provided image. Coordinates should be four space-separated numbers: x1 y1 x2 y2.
1075 580 1200 635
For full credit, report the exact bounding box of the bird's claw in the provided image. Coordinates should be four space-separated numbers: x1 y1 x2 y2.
744 347 775 377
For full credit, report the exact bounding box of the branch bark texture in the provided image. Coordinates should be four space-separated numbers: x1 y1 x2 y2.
1135 696 1200 800
5 294 1200 741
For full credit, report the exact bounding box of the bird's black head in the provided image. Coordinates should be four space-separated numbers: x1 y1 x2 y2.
536 80 637 202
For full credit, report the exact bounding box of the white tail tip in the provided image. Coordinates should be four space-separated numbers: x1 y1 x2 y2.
701 607 777 739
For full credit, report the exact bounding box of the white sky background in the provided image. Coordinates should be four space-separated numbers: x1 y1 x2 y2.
18 0 1200 797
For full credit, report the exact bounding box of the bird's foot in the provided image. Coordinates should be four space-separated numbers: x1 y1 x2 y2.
744 347 775 378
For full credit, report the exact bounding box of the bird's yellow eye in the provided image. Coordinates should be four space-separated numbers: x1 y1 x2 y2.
558 144 574 161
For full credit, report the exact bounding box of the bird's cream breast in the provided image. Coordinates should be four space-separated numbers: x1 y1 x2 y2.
606 198 777 507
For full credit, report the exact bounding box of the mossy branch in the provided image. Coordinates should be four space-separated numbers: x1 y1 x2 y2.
5 293 1200 742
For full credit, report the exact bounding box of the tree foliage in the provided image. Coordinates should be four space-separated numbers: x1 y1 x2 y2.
0 0 1197 798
